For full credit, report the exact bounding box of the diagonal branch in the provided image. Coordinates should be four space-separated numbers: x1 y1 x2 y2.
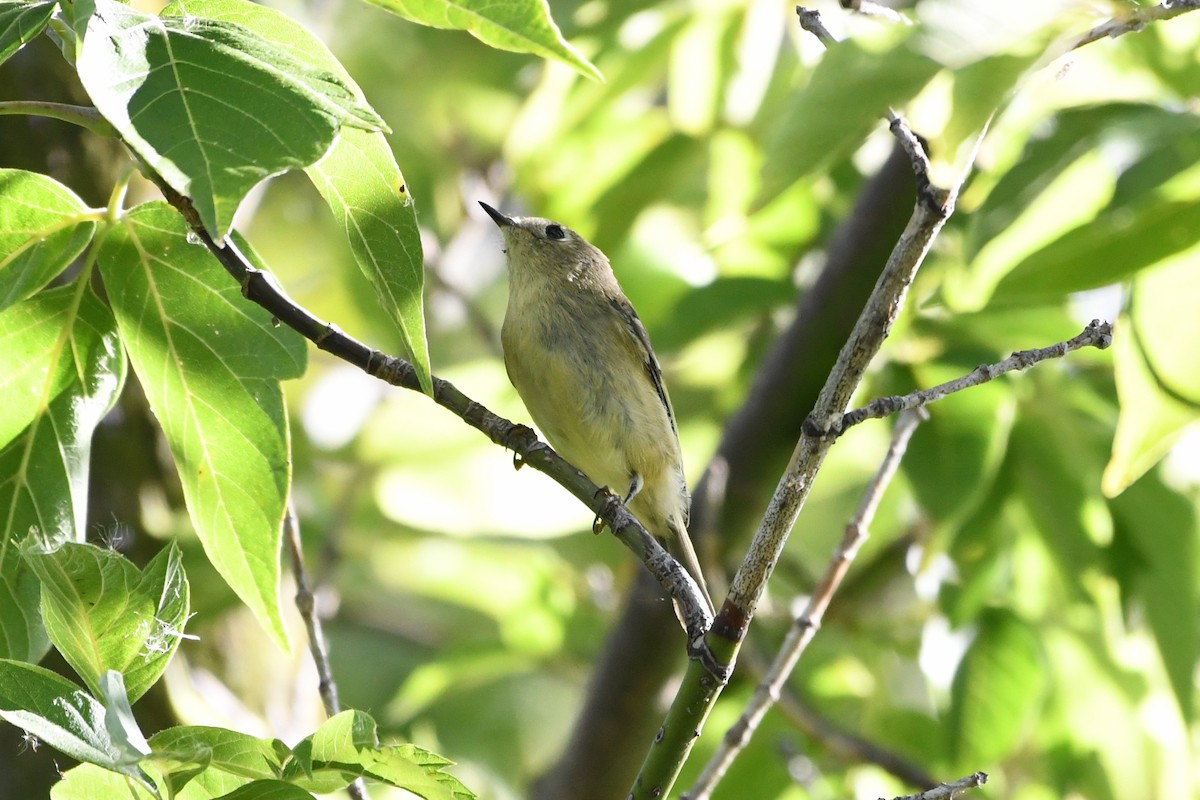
892 771 989 800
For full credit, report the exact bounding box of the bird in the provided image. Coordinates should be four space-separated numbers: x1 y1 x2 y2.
480 201 714 617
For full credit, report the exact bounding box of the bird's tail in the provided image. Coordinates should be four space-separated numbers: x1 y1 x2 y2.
666 516 715 616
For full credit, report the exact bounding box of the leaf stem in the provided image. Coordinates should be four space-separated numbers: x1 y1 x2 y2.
0 101 117 138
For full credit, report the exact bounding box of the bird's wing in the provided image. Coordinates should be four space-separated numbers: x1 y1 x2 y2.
609 295 678 438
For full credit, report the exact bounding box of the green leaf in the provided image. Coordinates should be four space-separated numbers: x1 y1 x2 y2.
902 371 1014 530
51 763 160 800
1129 254 1200 405
0 169 97 313
1110 474 1198 720
287 710 474 799
24 541 190 702
0 659 149 780
0 1 55 65
97 203 306 648
307 129 431 394
361 0 600 82
0 282 125 662
149 725 289 783
756 36 941 207
949 609 1047 765
992 200 1200 302
78 0 387 239
214 781 318 800
1010 404 1108 589
1104 314 1198 496
153 0 432 392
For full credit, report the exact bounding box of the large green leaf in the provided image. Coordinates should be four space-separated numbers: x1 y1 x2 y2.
902 369 1014 530
77 0 386 239
24 542 189 702
0 659 149 781
992 200 1200 302
756 36 941 207
97 203 306 647
162 0 432 393
0 169 97 313
1105 312 1199 496
949 609 1047 765
0 282 125 662
51 763 159 800
1110 474 1198 720
307 129 431 394
0 0 55 64
361 0 600 81
149 725 290 784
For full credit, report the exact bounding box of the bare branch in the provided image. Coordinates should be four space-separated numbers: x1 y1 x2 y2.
686 409 926 799
1066 0 1200 51
828 319 1114 437
890 772 989 800
283 502 370 800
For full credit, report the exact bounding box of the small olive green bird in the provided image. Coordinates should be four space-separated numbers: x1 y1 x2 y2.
480 202 713 615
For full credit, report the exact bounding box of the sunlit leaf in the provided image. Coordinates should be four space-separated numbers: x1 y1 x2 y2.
0 282 125 662
0 0 55 64
757 36 941 207
78 0 386 238
287 710 474 799
164 0 432 394
97 203 305 648
361 0 601 81
24 542 189 702
1104 314 1197 496
993 200 1200 302
308 129 431 394
1110 474 1198 720
0 659 150 783
0 169 96 313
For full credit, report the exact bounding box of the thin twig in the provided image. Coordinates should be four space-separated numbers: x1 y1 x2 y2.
889 771 989 800
1065 0 1200 52
828 320 1113 437
686 409 926 799
283 501 370 800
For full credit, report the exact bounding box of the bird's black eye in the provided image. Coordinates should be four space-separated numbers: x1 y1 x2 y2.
545 224 565 240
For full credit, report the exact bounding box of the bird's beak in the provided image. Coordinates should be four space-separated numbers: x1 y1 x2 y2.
479 202 515 228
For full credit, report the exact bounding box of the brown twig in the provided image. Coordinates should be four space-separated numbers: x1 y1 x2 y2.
283 501 370 800
823 319 1114 438
889 771 989 800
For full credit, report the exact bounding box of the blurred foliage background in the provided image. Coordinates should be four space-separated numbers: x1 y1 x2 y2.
3 0 1200 798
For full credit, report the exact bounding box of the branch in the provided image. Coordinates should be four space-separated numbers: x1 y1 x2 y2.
1066 0 1200 51
890 772 989 800
686 409 925 799
824 319 1114 437
149 179 716 638
282 502 370 800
